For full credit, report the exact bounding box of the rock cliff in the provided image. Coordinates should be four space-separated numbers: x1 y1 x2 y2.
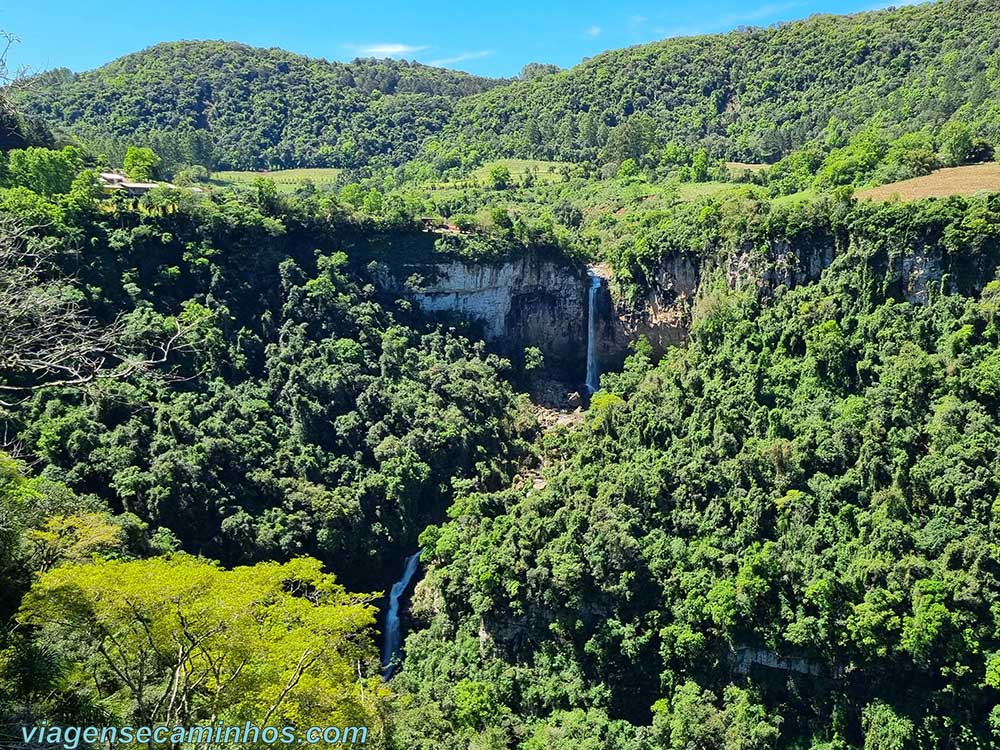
371 231 989 385
376 251 589 373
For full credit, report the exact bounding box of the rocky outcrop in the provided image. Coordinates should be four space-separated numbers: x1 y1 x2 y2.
725 240 837 294
591 240 847 367
376 251 588 372
372 232 980 385
596 254 700 368
730 647 844 679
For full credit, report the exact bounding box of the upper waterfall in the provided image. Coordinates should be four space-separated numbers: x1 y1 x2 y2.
585 272 602 393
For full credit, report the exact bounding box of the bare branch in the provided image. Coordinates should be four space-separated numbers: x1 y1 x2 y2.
0 218 205 406
0 32 36 125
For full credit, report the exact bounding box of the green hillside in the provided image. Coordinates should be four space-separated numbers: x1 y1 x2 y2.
17 40 503 170
19 0 1000 173
7 1 1000 748
446 0 1000 164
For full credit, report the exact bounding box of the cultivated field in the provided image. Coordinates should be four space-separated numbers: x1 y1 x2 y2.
469 159 573 185
726 161 769 177
857 162 1000 202
211 167 343 192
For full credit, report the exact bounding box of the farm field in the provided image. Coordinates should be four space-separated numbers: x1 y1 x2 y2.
857 162 1000 201
676 180 741 200
469 158 573 185
211 167 343 192
725 161 769 178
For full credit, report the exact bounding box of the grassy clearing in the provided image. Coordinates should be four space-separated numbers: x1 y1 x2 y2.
470 159 572 184
212 168 343 193
726 162 769 177
773 189 817 207
676 181 741 200
856 163 1000 202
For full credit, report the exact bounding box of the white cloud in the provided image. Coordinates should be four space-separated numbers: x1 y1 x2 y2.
651 0 813 38
718 0 807 25
427 50 495 67
353 43 428 57
862 0 926 9
586 25 603 37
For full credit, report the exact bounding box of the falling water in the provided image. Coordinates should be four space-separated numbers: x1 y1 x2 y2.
585 272 602 393
382 549 422 679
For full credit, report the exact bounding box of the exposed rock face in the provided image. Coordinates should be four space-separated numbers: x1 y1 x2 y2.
596 254 700 368
378 252 588 372
372 234 985 384
898 248 944 305
373 241 847 382
725 241 837 293
730 647 844 679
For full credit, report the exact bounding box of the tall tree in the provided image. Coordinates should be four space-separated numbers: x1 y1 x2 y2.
19 556 386 731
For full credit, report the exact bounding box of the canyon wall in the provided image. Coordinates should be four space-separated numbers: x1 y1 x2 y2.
376 251 589 373
372 235 986 386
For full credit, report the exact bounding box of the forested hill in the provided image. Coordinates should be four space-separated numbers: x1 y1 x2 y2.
18 0 1000 171
447 0 1000 164
17 41 503 170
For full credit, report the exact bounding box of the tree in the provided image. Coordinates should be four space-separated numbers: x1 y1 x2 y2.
520 63 561 80
938 122 974 166
553 200 583 228
524 346 544 372
490 206 513 235
123 146 161 181
617 158 639 179
603 114 658 168
22 512 125 572
666 682 727 750
5 147 80 197
0 32 53 151
362 187 384 214
340 182 366 208
486 164 512 190
18 555 384 730
0 218 199 403
691 148 711 182
172 164 210 186
0 452 32 584
862 702 913 750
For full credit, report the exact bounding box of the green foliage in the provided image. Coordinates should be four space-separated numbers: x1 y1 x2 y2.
617 159 640 179
3 146 81 197
552 199 583 228
18 42 501 171
391 192 1000 747
938 121 975 167
861 702 913 750
443 0 1000 165
172 163 210 185
23 2 1000 175
123 145 161 181
18 555 384 730
487 164 513 190
9 6 1000 748
0 164 535 596
523 346 544 372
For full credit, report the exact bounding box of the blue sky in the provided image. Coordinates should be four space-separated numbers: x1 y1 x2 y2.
4 0 922 78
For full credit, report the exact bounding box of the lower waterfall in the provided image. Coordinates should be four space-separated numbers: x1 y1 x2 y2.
585 272 602 393
381 550 422 679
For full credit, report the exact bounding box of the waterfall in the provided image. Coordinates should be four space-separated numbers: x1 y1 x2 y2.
585 272 602 393
381 550 422 679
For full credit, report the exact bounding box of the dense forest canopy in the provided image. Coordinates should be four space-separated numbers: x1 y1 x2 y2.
445 0 1000 164
17 41 503 170
5 0 1000 748
16 0 1000 172
394 193 1000 748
